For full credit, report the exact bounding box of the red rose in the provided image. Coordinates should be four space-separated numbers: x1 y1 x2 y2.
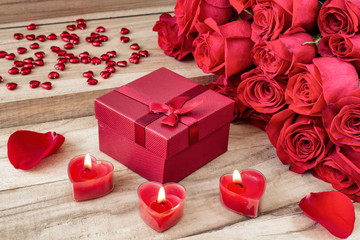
266 109 333 173
318 33 360 71
242 109 273 130
313 147 360 202
153 13 194 60
252 32 316 78
193 18 254 77
174 0 233 36
237 68 287 114
318 0 360 37
207 74 242 120
286 57 359 116
323 89 360 152
251 0 318 42
230 0 255 13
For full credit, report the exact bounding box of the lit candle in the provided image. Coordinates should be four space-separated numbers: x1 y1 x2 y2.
138 182 186 232
219 169 266 217
68 154 114 201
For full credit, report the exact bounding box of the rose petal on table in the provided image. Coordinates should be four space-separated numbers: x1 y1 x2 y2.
7 130 65 170
299 191 355 239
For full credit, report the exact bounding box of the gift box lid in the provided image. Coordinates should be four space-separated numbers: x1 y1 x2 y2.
95 68 234 159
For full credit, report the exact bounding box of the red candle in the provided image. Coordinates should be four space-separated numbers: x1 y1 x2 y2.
219 169 266 217
68 154 114 201
137 182 186 232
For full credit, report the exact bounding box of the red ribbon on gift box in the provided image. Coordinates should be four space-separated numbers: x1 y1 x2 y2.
149 96 204 127
134 84 207 147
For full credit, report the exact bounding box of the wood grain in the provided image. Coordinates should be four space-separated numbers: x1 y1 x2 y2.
0 13 215 128
0 117 358 240
0 0 176 26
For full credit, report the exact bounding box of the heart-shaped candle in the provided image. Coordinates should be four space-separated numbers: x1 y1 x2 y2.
68 154 114 201
137 182 186 232
219 169 266 217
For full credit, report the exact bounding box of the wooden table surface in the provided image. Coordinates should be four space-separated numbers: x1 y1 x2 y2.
0 1 359 239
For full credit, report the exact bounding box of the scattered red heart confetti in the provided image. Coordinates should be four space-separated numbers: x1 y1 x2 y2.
69 57 80 63
90 57 101 65
7 130 65 169
100 71 111 79
120 36 130 43
20 68 31 75
76 19 85 24
14 61 23 67
17 47 27 54
129 57 139 64
54 63 65 71
8 67 19 75
83 71 94 78
1 19 149 90
5 53 16 60
105 66 116 73
0 76 3 82
117 61 127 67
87 78 98 85
23 57 34 63
67 24 76 31
34 51 45 58
100 54 110 61
26 34 35 40
47 33 58 40
106 61 116 67
14 33 24 40
0 51 7 58
23 63 34 68
120 28 130 34
139 50 149 57
34 59 44 66
130 43 140 50
41 82 52 90
98 35 108 42
29 43 40 49
37 35 47 42
48 72 60 79
92 41 102 47
27 23 37 30
106 50 116 58
96 26 106 33
77 23 87 29
6 82 17 90
29 80 40 88
50 46 60 52
64 43 74 49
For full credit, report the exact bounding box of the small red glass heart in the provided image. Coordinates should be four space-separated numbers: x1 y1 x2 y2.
7 131 65 170
219 169 266 217
138 182 186 232
68 155 114 201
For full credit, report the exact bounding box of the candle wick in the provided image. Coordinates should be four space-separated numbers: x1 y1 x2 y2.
84 167 91 173
236 182 244 188
159 201 165 205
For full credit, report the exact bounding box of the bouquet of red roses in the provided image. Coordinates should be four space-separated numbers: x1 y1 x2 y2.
153 0 360 204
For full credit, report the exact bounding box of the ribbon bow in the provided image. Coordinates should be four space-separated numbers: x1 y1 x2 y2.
149 96 204 127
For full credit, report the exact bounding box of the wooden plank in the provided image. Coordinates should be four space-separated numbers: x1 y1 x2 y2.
1 116 357 239
0 13 215 128
0 0 176 26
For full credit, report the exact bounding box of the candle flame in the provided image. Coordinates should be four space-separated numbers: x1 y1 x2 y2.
157 187 166 203
233 170 242 183
84 154 92 169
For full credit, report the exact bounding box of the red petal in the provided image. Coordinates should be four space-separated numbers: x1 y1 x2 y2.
299 191 355 239
7 130 65 170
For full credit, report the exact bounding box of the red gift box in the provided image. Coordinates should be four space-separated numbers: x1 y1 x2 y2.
95 68 234 183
